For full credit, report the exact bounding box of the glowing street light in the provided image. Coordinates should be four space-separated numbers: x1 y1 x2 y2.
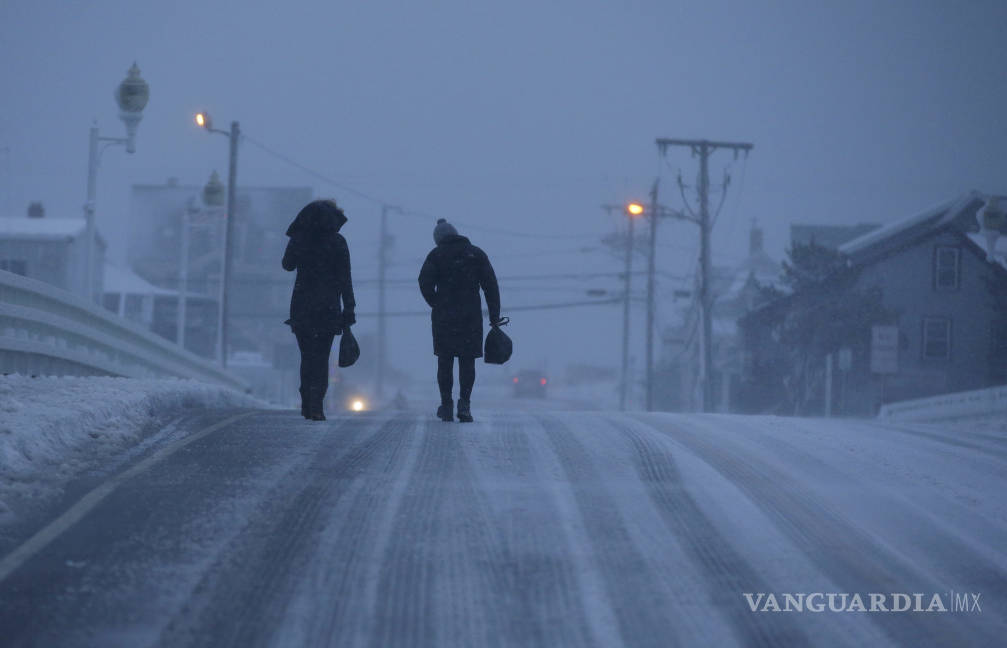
627 202 645 216
193 110 240 367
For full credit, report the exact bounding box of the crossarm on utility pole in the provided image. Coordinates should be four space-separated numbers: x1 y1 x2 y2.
655 136 754 413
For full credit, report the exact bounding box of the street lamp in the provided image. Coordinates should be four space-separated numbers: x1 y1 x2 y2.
83 63 149 302
622 201 646 411
626 192 695 413
194 111 240 367
177 171 226 354
601 201 645 411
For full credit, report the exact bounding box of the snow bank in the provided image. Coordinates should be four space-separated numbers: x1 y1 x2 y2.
878 383 1007 422
0 375 262 520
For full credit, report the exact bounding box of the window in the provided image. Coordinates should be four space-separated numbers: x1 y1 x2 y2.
0 259 27 276
102 293 121 313
933 246 960 290
922 317 951 359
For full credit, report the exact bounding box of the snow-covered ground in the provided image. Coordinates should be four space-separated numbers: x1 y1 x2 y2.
0 375 262 522
1 406 1004 645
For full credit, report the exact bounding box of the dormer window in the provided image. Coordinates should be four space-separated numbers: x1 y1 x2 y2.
933 246 960 291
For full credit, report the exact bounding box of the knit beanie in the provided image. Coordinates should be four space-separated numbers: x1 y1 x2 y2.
433 218 458 244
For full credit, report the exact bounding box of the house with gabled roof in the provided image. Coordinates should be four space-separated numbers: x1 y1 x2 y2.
658 222 782 412
740 191 1007 416
0 205 106 300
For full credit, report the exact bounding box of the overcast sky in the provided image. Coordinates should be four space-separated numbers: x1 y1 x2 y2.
2 0 1005 392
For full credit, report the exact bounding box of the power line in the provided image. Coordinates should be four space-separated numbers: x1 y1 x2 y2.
241 134 386 205
241 132 597 241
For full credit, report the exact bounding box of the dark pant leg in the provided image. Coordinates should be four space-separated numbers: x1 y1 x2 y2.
297 330 336 405
458 356 475 401
295 332 313 396
437 355 454 403
312 331 336 404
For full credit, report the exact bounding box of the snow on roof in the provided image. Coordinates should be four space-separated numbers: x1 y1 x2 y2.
0 217 86 240
965 233 1007 271
838 192 985 260
103 262 176 296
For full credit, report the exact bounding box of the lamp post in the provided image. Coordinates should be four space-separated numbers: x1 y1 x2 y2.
639 197 692 412
177 171 225 354
84 63 149 303
621 202 644 410
195 112 240 367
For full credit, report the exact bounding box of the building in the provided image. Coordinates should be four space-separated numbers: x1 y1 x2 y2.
658 223 782 412
102 262 218 359
128 180 313 399
741 192 1007 416
0 203 106 300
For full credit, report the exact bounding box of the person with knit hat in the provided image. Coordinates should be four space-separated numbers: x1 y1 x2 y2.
418 218 502 422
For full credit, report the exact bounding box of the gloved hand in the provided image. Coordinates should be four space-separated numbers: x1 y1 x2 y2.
343 310 356 326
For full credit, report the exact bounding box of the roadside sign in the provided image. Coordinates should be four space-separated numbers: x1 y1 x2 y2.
871 325 899 374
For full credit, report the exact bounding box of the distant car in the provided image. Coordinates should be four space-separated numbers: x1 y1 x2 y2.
512 370 548 398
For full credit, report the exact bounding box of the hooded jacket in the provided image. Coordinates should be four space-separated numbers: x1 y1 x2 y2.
418 233 500 357
282 200 355 335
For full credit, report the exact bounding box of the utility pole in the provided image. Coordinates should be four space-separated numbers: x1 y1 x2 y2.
622 212 635 410
376 204 399 402
656 137 753 412
220 120 240 368
602 203 641 411
645 179 659 412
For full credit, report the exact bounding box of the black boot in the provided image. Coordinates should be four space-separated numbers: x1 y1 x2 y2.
437 398 454 422
309 388 326 421
457 399 473 423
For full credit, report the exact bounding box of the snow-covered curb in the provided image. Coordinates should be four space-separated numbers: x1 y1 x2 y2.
0 375 263 520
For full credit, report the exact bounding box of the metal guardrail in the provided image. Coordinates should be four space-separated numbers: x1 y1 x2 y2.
0 270 247 391
877 383 1007 422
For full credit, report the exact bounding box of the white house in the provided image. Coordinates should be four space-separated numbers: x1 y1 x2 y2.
0 206 106 300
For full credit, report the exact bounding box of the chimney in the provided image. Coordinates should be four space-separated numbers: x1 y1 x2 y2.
749 221 764 256
27 202 44 218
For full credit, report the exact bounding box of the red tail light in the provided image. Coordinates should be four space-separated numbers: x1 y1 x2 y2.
513 377 519 383
540 378 547 386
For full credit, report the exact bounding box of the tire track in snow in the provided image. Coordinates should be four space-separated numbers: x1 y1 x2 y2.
0 411 339 648
290 415 422 647
368 420 455 648
460 412 597 648
719 415 1007 591
539 414 682 648
606 416 810 648
641 415 1002 648
369 418 548 648
872 421 1007 462
158 414 403 648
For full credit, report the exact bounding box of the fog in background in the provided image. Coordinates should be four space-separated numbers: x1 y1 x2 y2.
2 0 1005 398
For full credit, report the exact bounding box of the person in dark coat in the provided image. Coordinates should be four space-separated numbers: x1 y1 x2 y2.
282 199 356 421
418 218 501 422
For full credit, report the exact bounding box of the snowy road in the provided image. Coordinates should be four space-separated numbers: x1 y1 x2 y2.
0 410 1004 647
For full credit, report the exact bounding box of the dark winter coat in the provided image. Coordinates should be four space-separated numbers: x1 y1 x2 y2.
282 200 356 336
418 234 500 357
